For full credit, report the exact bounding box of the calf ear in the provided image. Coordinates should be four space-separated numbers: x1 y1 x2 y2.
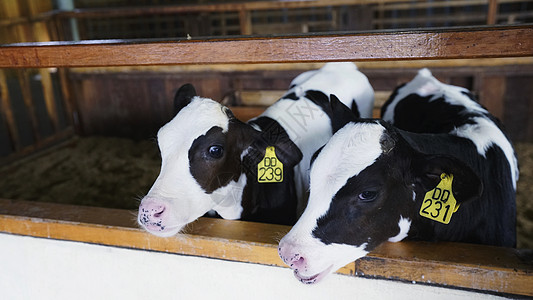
245 118 303 169
330 94 359 133
174 84 197 116
412 154 483 204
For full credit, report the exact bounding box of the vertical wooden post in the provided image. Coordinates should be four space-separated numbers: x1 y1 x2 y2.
479 75 506 120
377 2 385 30
16 69 41 142
57 68 80 133
487 0 499 25
0 70 21 151
0 1 27 43
27 0 60 132
239 9 252 35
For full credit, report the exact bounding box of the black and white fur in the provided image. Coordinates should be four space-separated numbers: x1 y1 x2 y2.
138 62 375 237
278 68 518 284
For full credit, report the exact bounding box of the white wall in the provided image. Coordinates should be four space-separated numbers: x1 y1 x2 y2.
0 233 505 300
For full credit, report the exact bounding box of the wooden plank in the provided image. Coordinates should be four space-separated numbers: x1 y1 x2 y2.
0 127 74 166
38 69 59 131
240 90 285 106
56 68 79 133
1 26 532 68
239 9 252 35
487 0 499 25
0 70 21 151
53 0 434 19
230 106 266 121
487 0 500 25
479 75 506 120
0 199 530 296
355 241 533 297
16 69 41 141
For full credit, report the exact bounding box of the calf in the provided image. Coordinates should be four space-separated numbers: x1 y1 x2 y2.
138 62 375 237
278 68 518 284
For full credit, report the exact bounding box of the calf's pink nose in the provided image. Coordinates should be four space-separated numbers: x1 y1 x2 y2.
278 246 307 271
138 198 167 226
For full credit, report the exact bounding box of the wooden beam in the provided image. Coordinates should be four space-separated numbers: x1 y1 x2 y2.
48 0 533 19
16 69 41 141
487 0 500 25
0 199 531 297
354 241 533 297
239 9 252 35
0 127 74 166
52 0 433 19
0 26 532 68
26 0 60 132
0 70 21 151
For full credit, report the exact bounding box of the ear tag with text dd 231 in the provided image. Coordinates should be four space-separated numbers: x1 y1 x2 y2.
257 146 283 183
419 173 460 224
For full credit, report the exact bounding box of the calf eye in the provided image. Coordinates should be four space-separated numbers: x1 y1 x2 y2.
208 145 224 159
358 191 378 202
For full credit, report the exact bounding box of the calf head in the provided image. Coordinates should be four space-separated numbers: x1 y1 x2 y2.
138 84 301 237
278 99 482 284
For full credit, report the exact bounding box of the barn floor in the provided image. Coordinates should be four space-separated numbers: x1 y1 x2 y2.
0 136 532 249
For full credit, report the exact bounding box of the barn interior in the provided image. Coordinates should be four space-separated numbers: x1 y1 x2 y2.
0 1 532 297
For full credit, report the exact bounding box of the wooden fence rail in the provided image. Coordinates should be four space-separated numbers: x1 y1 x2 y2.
1 26 532 68
0 199 531 297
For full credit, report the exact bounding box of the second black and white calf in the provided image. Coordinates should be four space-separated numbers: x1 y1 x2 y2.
138 62 374 237
278 68 518 284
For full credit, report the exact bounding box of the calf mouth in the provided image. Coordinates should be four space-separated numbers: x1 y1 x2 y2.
140 221 182 237
293 265 333 284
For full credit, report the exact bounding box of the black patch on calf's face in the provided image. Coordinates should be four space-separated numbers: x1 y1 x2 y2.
312 154 415 250
189 121 255 193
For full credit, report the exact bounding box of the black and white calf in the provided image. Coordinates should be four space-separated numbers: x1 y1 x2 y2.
138 62 375 237
278 68 518 284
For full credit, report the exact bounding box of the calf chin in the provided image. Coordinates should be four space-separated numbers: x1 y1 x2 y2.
278 233 368 284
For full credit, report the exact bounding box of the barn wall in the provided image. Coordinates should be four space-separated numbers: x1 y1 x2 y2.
68 69 304 139
0 232 504 300
68 64 533 142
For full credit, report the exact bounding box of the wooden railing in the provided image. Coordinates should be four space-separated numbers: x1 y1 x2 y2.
2 0 528 37
0 199 531 297
2 26 532 67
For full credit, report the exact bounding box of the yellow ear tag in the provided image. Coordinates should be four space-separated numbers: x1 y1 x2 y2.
419 173 459 224
257 146 283 183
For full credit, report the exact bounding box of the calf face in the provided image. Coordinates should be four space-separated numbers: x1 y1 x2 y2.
279 120 482 283
138 84 302 236
278 97 483 284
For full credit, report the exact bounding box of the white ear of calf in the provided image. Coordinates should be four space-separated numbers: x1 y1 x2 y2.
388 216 411 243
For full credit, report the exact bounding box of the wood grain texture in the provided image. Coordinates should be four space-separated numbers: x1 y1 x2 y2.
1 26 532 68
0 199 531 296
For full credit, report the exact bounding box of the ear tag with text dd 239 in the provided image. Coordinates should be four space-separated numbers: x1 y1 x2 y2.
419 173 460 224
257 146 283 183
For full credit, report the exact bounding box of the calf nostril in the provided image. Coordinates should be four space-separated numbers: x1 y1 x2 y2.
153 206 165 218
292 256 305 269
